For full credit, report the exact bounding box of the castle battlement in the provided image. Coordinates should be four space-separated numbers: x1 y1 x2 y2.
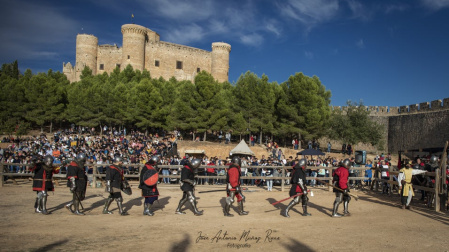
332 97 449 116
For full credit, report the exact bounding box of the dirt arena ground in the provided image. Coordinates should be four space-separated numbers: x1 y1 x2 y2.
0 180 448 252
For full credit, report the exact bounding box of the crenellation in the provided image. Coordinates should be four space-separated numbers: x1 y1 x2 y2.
431 100 442 110
388 106 399 115
419 102 430 111
409 104 418 113
444 98 449 108
400 106 408 113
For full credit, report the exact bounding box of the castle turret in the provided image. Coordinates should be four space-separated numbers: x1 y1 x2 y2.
76 34 98 80
211 42 231 83
121 24 147 72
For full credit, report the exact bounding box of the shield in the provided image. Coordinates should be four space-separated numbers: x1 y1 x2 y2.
121 179 132 195
143 168 159 186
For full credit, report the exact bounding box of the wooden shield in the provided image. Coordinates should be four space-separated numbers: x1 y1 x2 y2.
143 169 159 186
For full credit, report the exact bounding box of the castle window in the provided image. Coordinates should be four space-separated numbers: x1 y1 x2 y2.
116 64 121 69
176 61 183 70
155 60 160 67
99 64 104 70
128 55 130 59
197 68 200 73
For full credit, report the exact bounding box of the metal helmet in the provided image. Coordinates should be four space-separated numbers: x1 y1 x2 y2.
413 164 420 170
342 159 352 169
190 159 202 169
148 155 160 165
76 153 87 163
298 159 307 169
113 156 123 164
43 155 54 167
430 155 438 164
231 156 241 166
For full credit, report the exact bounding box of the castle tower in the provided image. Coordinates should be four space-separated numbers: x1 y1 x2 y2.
121 24 147 72
75 34 98 79
211 42 231 83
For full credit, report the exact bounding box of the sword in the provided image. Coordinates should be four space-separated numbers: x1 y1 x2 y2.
73 191 84 210
198 188 254 194
271 190 311 205
315 177 359 201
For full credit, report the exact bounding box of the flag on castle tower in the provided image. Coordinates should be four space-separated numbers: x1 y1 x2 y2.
131 13 134 18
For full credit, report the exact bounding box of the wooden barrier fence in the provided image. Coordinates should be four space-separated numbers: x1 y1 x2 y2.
1 162 446 212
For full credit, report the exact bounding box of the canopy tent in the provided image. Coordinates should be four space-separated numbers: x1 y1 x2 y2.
230 140 255 156
297 149 325 156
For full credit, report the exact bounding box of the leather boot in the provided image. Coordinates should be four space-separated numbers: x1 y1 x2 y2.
282 200 296 218
147 203 154 216
302 205 311 216
238 201 248 215
332 201 342 218
224 203 233 217
103 197 114 214
116 198 129 216
41 196 49 215
343 201 351 216
35 198 42 213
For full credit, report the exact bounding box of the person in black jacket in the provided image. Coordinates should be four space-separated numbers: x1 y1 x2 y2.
175 158 203 216
282 159 311 217
103 156 128 215
139 156 160 216
66 153 88 215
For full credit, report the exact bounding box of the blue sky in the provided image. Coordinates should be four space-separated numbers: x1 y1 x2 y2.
1 0 448 107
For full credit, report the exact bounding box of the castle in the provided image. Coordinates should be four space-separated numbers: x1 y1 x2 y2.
63 24 231 83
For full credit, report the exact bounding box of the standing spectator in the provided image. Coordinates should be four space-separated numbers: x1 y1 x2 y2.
364 160 373 187
380 160 390 194
342 143 347 155
327 142 331 153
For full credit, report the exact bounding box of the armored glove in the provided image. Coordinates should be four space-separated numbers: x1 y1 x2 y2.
106 180 112 193
70 177 76 192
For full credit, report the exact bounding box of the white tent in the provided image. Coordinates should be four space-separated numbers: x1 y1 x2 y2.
229 140 255 156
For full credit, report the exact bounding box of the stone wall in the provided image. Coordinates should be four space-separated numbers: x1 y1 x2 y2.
330 98 449 154
388 109 449 153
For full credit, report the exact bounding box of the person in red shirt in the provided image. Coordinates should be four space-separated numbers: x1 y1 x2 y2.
224 156 248 217
332 158 351 217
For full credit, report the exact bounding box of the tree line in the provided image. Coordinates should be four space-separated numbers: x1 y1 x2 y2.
0 61 383 147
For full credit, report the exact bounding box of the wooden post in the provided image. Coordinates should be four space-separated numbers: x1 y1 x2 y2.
281 165 285 192
92 163 97 188
1 163 4 187
435 168 440 212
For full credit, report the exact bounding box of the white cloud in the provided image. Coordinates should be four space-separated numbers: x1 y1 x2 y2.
304 50 314 59
420 0 449 10
356 38 365 49
278 0 340 28
136 0 215 22
0 0 80 62
384 3 410 14
240 33 263 47
164 24 206 45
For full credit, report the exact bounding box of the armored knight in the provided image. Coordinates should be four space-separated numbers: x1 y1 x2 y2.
175 158 203 216
103 156 129 215
66 153 88 215
332 158 351 217
282 158 311 217
31 155 56 215
139 155 160 216
224 156 249 217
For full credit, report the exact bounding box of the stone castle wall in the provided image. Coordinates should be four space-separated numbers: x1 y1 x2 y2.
329 98 449 154
63 24 230 83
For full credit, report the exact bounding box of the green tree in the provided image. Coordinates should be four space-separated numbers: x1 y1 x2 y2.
278 72 331 142
327 100 383 146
